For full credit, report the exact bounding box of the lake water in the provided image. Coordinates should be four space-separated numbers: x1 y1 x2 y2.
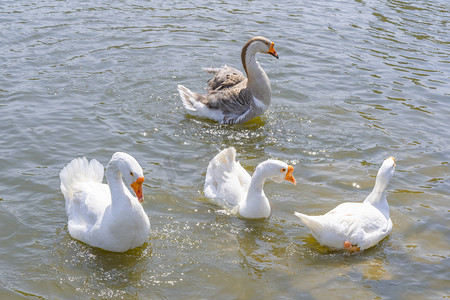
1 0 449 298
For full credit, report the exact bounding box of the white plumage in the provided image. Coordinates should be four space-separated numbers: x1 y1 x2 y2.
59 152 150 252
205 147 296 219
295 157 396 252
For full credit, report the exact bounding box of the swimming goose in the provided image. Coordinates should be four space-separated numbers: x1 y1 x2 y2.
295 157 396 252
59 152 150 252
178 36 279 124
204 147 296 219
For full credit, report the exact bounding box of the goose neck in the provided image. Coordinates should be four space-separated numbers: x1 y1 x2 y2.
364 188 389 219
247 166 269 193
240 169 271 219
241 46 271 105
105 163 129 207
243 52 266 82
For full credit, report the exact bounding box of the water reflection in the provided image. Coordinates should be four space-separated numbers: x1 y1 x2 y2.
236 219 293 278
51 231 151 297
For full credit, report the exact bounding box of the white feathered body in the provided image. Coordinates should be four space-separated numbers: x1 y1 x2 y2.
204 147 251 206
295 157 396 251
60 156 150 252
204 147 295 219
295 202 392 250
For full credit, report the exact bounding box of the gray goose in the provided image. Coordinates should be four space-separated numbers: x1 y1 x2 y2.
177 36 279 124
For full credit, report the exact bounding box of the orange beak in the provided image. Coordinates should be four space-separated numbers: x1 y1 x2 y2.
388 156 396 167
284 165 296 185
130 176 145 203
268 42 279 59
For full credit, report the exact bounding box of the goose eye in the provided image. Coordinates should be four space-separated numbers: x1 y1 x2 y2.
130 172 134 177
281 168 286 173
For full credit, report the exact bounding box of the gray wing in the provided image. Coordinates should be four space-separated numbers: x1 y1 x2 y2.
206 86 262 124
204 66 246 92
202 66 264 124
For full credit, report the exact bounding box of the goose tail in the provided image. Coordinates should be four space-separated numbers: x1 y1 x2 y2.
294 212 325 233
204 147 237 198
59 157 104 202
177 85 199 111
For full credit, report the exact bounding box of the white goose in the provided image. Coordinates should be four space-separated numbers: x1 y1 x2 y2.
59 152 150 252
204 147 296 219
295 157 396 252
178 36 279 124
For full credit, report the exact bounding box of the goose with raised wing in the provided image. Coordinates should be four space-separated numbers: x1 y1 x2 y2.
204 147 296 219
295 157 396 252
178 36 279 124
59 152 150 252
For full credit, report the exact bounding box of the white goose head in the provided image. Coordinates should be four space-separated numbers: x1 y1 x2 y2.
241 36 279 74
375 157 396 190
109 152 145 203
254 159 296 185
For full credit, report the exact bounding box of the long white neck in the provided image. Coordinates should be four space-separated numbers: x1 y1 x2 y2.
105 163 131 208
242 48 272 105
239 166 271 219
363 177 390 219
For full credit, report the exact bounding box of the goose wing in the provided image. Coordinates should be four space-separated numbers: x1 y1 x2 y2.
204 66 246 92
